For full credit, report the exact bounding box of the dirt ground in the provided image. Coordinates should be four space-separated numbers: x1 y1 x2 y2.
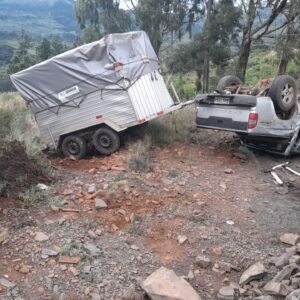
0 130 300 299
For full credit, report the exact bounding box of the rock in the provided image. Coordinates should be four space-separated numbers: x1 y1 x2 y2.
195 256 211 268
50 205 60 212
273 263 298 282
88 230 97 239
19 265 31 274
83 243 101 256
219 262 233 273
280 233 300 246
88 184 96 194
239 262 266 285
83 266 92 274
95 198 107 209
217 286 236 300
224 168 233 174
254 296 277 300
0 278 16 288
42 249 58 257
90 293 101 300
59 256 81 264
117 284 145 300
177 235 188 245
289 255 300 264
286 289 300 300
35 232 49 242
272 252 294 268
37 183 49 190
291 278 300 289
117 209 126 216
187 270 194 280
69 267 79 276
131 245 139 250
212 247 223 256
141 267 201 300
0 229 8 244
263 281 289 296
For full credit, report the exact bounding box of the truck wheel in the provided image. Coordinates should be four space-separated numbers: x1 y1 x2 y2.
61 135 87 160
268 75 297 112
216 75 242 92
93 127 120 155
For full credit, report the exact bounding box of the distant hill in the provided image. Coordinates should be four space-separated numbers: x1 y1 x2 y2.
0 0 79 42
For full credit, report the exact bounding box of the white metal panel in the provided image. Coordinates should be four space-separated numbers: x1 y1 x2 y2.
128 72 175 121
36 88 137 146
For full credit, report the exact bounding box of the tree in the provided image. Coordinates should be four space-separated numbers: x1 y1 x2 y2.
236 0 298 82
134 0 202 54
36 37 52 61
51 36 67 56
7 31 36 74
75 0 132 44
276 0 300 74
167 0 241 92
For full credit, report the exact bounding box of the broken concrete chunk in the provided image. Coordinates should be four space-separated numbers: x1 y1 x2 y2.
195 255 211 268
141 267 201 300
95 198 107 209
264 281 289 296
273 263 298 282
280 233 300 246
239 262 266 285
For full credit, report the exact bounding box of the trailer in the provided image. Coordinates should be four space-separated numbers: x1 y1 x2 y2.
11 31 183 159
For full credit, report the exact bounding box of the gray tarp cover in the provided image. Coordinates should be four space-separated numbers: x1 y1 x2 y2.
10 31 159 114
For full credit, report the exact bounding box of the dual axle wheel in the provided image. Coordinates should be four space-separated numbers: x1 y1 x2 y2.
61 127 120 159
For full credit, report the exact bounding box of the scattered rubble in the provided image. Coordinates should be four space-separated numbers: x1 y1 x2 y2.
239 262 266 285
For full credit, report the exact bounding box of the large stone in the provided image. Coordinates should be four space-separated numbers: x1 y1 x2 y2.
272 252 294 268
35 232 49 242
273 263 298 282
239 262 266 285
83 243 101 256
88 184 96 194
95 198 107 209
280 233 300 246
141 267 201 300
264 282 289 296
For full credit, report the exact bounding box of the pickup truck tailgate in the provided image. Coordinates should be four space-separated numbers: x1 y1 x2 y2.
195 94 258 132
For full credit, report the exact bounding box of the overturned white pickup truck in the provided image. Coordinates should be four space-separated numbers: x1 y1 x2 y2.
11 31 183 159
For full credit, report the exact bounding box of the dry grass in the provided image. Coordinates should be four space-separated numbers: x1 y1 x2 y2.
0 92 41 156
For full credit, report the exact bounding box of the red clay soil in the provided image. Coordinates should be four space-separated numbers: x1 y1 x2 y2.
0 141 49 198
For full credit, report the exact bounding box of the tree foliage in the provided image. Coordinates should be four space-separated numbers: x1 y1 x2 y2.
7 31 36 74
75 0 132 44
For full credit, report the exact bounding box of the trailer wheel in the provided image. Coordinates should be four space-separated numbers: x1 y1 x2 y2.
216 75 242 92
61 135 87 160
268 75 297 112
93 127 120 155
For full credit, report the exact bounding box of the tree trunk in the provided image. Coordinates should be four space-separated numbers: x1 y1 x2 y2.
236 38 252 83
278 58 289 75
196 70 202 92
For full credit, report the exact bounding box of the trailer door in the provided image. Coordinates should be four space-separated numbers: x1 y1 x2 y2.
128 72 175 122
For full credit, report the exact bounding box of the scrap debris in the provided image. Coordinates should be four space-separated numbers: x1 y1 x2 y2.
267 162 300 185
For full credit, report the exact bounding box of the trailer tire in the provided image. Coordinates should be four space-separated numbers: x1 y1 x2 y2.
268 75 297 112
93 127 120 155
61 135 87 160
216 75 242 92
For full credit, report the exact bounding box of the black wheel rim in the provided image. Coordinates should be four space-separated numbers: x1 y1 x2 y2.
99 134 112 148
67 141 80 155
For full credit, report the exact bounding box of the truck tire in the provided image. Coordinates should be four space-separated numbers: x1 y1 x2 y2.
61 135 87 160
268 75 297 112
93 127 120 155
216 75 242 92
